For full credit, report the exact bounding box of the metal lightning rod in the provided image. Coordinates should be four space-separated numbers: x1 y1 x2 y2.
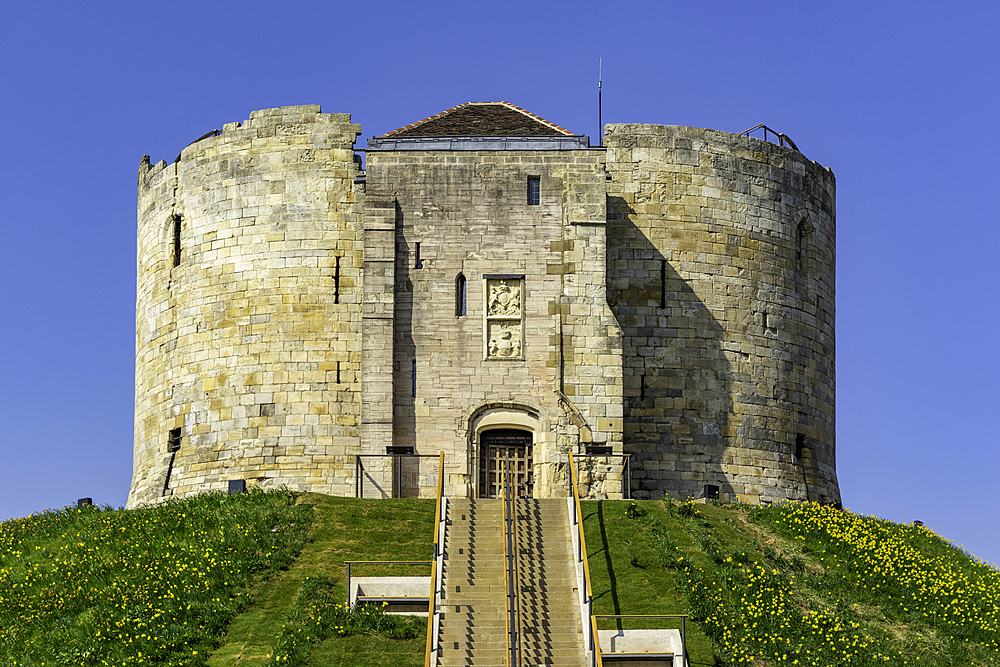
598 57 603 147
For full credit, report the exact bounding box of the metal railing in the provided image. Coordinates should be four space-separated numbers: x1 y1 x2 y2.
591 615 688 667
501 454 521 667
355 453 441 498
567 452 595 659
424 452 446 667
591 616 604 667
738 123 799 152
577 453 632 500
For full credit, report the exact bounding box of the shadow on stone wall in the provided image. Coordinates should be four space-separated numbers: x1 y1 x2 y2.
393 203 417 452
607 198 735 502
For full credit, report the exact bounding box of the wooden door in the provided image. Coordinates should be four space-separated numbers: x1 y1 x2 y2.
479 429 533 498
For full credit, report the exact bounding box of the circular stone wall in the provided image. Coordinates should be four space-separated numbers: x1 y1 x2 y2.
605 123 839 504
129 106 364 507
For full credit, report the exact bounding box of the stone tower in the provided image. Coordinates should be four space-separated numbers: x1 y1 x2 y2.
129 103 839 508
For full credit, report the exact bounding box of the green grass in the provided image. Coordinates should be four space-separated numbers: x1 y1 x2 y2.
207 494 434 667
6 492 999 666
583 499 716 666
0 492 434 667
0 489 309 667
584 498 1000 667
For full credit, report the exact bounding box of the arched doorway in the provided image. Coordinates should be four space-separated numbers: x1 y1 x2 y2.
479 428 533 498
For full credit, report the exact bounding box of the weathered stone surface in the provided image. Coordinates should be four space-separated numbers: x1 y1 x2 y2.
128 105 839 508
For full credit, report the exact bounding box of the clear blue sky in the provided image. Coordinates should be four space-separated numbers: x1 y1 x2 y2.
2 1 998 566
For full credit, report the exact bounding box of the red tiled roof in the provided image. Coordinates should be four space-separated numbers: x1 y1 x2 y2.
381 102 578 138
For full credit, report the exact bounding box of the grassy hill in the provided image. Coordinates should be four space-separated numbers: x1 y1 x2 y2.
2 491 998 666
583 498 1000 666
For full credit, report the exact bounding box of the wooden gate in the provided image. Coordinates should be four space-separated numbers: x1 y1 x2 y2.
479 429 533 498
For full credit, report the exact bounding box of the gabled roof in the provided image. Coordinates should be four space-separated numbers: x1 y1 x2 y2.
381 102 578 138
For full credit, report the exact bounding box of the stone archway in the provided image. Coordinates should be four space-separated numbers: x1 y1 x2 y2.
466 403 546 498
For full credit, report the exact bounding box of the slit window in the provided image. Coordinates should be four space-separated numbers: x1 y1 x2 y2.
797 222 808 272
527 177 540 206
456 273 467 316
660 260 667 309
411 359 417 398
334 256 340 303
414 242 422 269
168 427 182 452
794 433 805 461
171 214 182 267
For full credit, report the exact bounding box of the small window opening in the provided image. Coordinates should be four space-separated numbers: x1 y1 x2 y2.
414 242 423 269
336 361 341 384
411 359 417 398
334 256 341 304
640 372 646 401
794 433 805 461
387 446 414 456
797 222 808 272
168 427 182 452
660 260 667 309
171 214 182 267
763 311 777 336
586 445 613 456
456 273 467 316
527 177 540 206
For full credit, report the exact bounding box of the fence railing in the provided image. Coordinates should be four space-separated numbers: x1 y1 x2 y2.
424 452 446 667
567 452 595 660
592 615 688 667
355 453 442 499
738 123 799 152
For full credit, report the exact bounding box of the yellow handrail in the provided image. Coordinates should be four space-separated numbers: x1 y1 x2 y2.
424 451 445 667
511 464 522 665
591 616 604 667
502 460 511 667
433 451 444 549
568 452 593 602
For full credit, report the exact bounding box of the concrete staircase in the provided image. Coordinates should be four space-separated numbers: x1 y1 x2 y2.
515 498 588 667
438 498 508 666
435 497 588 666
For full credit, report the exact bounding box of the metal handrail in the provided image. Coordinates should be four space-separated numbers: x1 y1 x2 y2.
567 452 594 655
501 455 520 667
424 452 445 667
592 615 688 667
591 616 604 667
737 123 799 152
502 460 511 667
510 458 523 665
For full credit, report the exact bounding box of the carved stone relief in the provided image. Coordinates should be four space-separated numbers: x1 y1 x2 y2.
487 279 521 318
485 277 524 360
487 321 522 358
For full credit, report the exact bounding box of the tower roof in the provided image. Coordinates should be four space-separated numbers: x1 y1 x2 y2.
381 102 579 138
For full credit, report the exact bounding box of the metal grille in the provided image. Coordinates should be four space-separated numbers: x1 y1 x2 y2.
479 429 533 498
